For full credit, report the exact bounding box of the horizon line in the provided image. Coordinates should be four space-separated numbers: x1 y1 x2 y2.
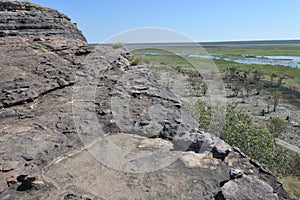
94 39 300 45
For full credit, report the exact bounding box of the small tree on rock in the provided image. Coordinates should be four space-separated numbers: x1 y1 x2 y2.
266 96 272 113
202 83 208 96
253 70 264 84
272 91 281 112
255 81 264 95
277 76 286 87
270 73 277 87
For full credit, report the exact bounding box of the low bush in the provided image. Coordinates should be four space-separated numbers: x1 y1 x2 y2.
267 117 286 137
193 101 292 175
130 58 140 66
112 42 124 49
191 101 212 131
279 175 300 199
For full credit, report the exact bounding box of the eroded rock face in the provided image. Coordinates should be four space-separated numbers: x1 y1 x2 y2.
0 1 87 109
0 1 86 41
221 175 279 200
0 2 292 200
0 1 90 199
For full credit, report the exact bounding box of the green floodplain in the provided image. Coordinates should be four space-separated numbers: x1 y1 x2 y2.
131 40 300 90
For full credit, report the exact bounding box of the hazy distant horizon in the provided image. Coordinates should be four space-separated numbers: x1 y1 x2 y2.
97 39 300 46
29 0 300 44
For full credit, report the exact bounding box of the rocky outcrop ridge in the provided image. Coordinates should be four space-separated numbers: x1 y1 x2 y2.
0 2 292 200
0 1 88 110
0 1 85 40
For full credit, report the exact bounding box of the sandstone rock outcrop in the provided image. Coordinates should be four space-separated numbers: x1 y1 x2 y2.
0 1 85 41
0 1 292 200
221 175 279 200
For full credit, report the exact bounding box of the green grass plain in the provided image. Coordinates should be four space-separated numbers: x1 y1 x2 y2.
205 46 300 56
133 44 300 89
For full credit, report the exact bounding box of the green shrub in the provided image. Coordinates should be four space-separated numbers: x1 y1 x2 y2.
112 42 124 49
192 101 212 131
287 153 300 177
267 117 286 137
193 102 292 175
130 58 140 66
221 105 292 175
22 0 31 4
279 176 300 199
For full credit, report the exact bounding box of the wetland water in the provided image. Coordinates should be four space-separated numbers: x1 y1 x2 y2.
135 52 300 69
220 55 300 68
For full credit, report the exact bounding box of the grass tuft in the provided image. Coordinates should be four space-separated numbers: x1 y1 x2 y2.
279 176 300 199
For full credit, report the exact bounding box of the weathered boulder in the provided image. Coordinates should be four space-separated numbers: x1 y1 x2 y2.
221 175 279 200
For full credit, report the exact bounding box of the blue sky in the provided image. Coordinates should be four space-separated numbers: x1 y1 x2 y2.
29 0 300 44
